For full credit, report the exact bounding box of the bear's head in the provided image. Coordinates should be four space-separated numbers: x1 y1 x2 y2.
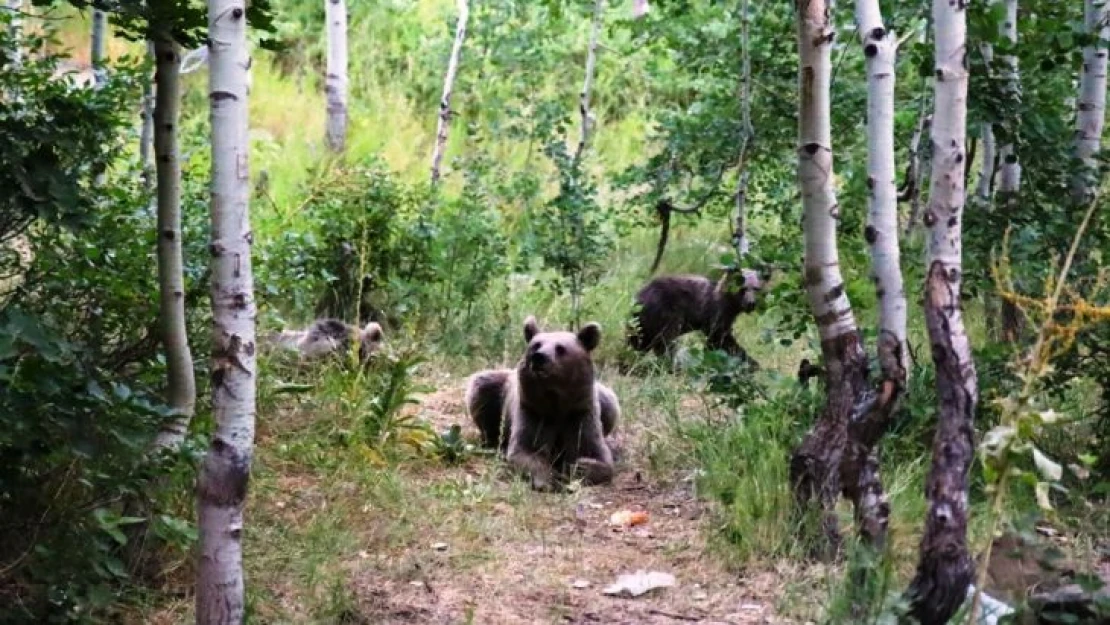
518 316 600 389
358 322 385 359
718 267 767 312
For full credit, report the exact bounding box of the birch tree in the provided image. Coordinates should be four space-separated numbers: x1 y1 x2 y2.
149 36 196 454
842 0 907 549
91 9 107 87
574 0 604 163
995 0 1019 210
324 0 348 152
906 0 978 621
789 0 869 556
733 0 752 258
1072 0 1109 204
430 0 468 186
140 41 155 180
6 0 21 67
196 0 257 620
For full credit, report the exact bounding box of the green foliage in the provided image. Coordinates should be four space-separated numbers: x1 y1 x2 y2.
0 19 141 245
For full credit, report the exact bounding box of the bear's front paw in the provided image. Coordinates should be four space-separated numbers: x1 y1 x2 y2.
572 458 614 486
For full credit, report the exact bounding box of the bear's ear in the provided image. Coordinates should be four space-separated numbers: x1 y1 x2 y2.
523 316 540 343
577 323 601 352
362 322 383 342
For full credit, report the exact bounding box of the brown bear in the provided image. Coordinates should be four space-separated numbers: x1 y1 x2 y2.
465 316 620 491
269 318 384 364
627 267 764 365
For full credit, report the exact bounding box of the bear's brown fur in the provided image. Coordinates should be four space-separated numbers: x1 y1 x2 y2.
465 316 619 491
627 267 763 364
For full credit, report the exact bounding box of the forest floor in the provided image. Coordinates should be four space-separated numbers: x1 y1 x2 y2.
144 362 820 624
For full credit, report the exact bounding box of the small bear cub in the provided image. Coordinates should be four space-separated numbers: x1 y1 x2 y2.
465 316 620 491
271 318 384 364
627 267 764 364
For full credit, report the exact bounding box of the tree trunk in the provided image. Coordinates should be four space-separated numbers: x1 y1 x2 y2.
140 40 156 185
632 0 649 19
324 0 348 152
840 0 907 550
573 0 604 163
91 9 107 87
196 0 257 622
732 0 752 259
996 0 1024 343
905 1 978 622
430 0 469 186
789 0 869 559
976 124 995 199
6 0 21 67
1072 0 1109 205
149 37 197 454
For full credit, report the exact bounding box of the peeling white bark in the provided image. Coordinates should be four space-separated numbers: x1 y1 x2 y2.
430 0 469 186
574 0 604 163
324 0 348 152
150 38 197 454
798 0 856 342
1073 0 1109 204
196 0 256 622
996 0 1020 205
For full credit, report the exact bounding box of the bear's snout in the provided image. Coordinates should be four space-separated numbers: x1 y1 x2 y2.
529 350 549 370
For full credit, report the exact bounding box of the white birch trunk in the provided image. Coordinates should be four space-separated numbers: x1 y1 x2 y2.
733 0 752 258
6 0 21 67
789 0 869 557
798 1 856 344
196 0 256 621
150 38 197 454
976 124 995 199
324 0 348 152
845 0 907 548
430 0 469 186
91 9 107 88
907 0 978 621
140 41 156 183
632 0 649 19
996 0 1020 206
573 0 604 163
1072 0 1109 204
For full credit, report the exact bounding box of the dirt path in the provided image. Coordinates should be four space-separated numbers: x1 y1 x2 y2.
342 382 789 625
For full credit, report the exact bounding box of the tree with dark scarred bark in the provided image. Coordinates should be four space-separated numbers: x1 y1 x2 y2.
905 0 978 622
789 0 870 558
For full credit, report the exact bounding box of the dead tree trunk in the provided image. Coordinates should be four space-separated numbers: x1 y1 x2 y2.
573 0 604 163
91 9 107 87
905 1 978 622
195 0 257 621
789 0 869 559
324 0 348 152
841 0 908 551
150 37 197 453
430 0 469 186
140 40 156 185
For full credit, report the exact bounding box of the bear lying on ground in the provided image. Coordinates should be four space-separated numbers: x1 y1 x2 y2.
627 267 764 366
465 316 620 491
269 318 384 364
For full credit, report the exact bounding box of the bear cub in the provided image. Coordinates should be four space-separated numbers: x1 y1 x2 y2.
465 316 620 491
271 318 384 364
628 267 764 364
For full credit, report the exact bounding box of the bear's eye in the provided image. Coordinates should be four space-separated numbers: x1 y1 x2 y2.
555 345 566 357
